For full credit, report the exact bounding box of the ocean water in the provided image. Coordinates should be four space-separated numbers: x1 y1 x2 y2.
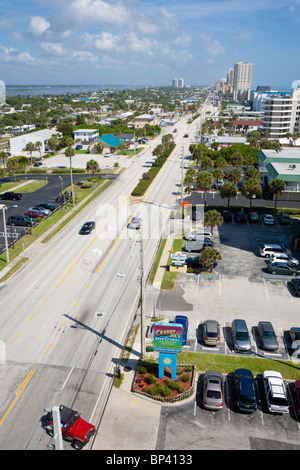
6 84 148 97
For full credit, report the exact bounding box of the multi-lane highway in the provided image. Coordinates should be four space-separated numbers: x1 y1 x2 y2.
0 110 206 449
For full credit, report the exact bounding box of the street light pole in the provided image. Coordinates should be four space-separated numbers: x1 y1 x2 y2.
0 204 9 262
140 224 145 357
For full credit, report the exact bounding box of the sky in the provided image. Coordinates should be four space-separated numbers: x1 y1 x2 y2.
0 0 299 87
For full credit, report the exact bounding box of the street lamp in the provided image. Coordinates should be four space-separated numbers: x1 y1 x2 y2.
5 205 18 249
58 176 64 211
0 204 9 262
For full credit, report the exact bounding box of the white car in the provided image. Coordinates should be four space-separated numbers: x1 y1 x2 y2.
263 371 289 414
127 217 141 230
104 153 112 157
263 214 275 225
271 253 299 266
29 206 51 216
184 230 213 241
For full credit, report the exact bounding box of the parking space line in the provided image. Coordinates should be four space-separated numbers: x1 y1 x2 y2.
195 322 198 352
263 277 269 300
219 274 222 296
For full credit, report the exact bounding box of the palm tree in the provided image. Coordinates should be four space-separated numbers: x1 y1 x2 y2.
269 178 286 211
219 182 238 208
197 171 214 209
204 210 223 235
86 159 100 174
212 168 223 191
241 178 262 208
65 146 75 207
199 248 222 272
228 168 242 186
24 141 35 165
244 167 261 182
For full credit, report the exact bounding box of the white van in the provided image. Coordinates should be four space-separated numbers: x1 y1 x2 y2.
259 244 292 258
184 229 213 241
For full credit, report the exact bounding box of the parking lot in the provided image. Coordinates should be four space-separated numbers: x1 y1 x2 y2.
155 213 300 449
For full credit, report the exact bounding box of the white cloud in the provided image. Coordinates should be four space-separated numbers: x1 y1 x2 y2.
28 16 51 35
173 34 192 48
40 42 66 56
199 32 225 56
0 44 36 63
72 50 97 62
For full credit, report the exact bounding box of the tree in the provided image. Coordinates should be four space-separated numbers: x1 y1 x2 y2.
219 182 238 208
196 171 214 208
231 152 243 167
0 150 8 168
244 167 261 182
212 168 223 190
86 159 100 174
269 178 286 211
199 247 222 272
35 141 42 156
228 168 242 185
48 136 58 152
204 210 223 234
24 141 35 164
241 178 262 208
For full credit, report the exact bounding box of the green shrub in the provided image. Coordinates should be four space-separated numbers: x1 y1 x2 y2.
179 373 190 383
146 374 157 385
81 181 93 188
165 379 184 393
137 365 147 375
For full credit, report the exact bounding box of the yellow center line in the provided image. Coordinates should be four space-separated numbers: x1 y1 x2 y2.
74 300 79 308
0 368 36 427
45 344 52 354
28 314 35 322
43 297 48 303
12 335 19 343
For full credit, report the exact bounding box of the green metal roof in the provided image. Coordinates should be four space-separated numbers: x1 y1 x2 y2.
266 163 300 181
99 134 122 148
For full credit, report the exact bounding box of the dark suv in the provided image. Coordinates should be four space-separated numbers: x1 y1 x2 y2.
8 215 34 227
233 369 258 413
0 191 22 201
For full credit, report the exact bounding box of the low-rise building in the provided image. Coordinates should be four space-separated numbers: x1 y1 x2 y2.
133 113 160 129
73 129 99 143
9 129 62 156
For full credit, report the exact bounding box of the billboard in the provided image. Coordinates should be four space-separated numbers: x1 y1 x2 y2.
153 322 183 353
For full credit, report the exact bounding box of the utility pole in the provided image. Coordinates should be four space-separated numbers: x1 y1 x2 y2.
180 146 184 207
140 224 145 357
0 205 9 262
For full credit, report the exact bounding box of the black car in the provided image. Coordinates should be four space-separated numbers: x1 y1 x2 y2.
0 191 22 201
266 262 300 276
290 278 300 296
257 321 278 351
233 369 258 413
33 161 42 167
236 211 246 223
278 213 291 225
79 221 95 234
222 210 231 221
37 203 56 211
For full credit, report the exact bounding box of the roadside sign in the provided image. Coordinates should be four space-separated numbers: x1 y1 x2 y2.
153 322 183 353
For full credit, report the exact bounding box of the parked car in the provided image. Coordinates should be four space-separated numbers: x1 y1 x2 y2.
46 405 95 450
183 133 189 138
79 221 95 235
249 212 259 223
233 369 258 413
231 319 252 353
290 278 300 296
37 203 56 211
184 230 212 241
7 215 34 227
278 213 291 225
186 256 218 270
290 327 300 354
257 321 278 352
75 145 83 150
24 209 45 219
263 214 275 225
33 161 42 167
127 216 141 230
222 210 231 221
271 253 299 266
183 239 214 253
174 315 188 345
294 380 300 417
263 371 289 414
202 320 221 346
266 261 300 276
104 152 112 157
0 191 22 201
236 211 246 223
29 206 51 216
202 371 223 411
259 244 292 258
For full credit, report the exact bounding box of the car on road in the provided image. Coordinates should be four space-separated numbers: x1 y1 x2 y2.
127 216 141 230
46 405 95 450
290 278 300 296
33 161 42 167
0 191 22 201
174 315 188 345
257 321 278 352
263 371 289 414
271 252 299 266
37 203 56 212
184 229 212 241
231 319 252 353
263 214 275 225
236 211 246 223
202 320 221 346
24 209 45 219
202 371 223 410
79 221 95 234
233 369 258 413
104 152 112 157
259 244 292 258
278 213 291 225
183 133 189 138
266 261 300 276
29 206 51 216
290 327 300 355
249 212 259 223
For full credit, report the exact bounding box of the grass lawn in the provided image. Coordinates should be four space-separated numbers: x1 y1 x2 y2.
160 235 184 290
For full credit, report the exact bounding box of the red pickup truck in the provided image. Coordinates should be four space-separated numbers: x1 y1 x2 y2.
46 405 96 449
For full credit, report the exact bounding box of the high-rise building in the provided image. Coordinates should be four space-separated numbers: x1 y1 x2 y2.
178 78 184 88
227 68 234 86
233 62 253 101
0 80 6 105
172 78 178 88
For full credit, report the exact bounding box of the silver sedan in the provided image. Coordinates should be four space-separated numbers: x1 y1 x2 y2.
202 371 223 411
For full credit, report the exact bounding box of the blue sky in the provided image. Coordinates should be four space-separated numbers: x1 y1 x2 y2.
0 0 299 87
